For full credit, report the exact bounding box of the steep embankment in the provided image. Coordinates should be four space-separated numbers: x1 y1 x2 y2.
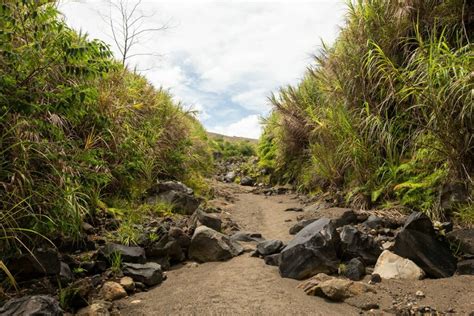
259 0 473 223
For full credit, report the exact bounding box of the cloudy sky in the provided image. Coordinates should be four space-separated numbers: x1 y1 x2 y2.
59 0 346 138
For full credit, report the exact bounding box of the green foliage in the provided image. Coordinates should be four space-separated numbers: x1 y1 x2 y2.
0 1 212 254
109 251 122 275
260 0 473 220
210 136 256 159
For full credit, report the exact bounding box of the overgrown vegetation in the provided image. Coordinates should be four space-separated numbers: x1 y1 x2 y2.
260 0 473 222
0 1 212 255
209 135 256 159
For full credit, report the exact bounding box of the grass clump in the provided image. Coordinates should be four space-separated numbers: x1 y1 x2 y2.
260 0 473 221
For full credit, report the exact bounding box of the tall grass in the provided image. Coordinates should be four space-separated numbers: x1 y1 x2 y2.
0 1 212 259
260 0 473 219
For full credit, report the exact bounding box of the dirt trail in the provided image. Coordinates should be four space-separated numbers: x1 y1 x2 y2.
118 183 359 315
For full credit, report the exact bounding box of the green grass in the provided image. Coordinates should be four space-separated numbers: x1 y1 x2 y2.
259 0 473 221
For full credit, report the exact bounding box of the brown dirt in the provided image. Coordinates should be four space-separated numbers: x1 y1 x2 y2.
118 183 474 315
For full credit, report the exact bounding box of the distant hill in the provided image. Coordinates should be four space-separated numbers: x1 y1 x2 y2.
207 132 258 144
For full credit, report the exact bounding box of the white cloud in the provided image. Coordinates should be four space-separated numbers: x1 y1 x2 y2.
210 115 261 139
59 0 346 138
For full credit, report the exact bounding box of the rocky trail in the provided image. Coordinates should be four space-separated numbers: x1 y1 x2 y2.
116 183 474 315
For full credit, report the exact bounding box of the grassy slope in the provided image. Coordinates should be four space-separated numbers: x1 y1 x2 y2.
259 0 473 223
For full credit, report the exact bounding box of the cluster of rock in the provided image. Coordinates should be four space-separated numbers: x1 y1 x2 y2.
0 181 247 315
251 205 473 305
214 156 262 187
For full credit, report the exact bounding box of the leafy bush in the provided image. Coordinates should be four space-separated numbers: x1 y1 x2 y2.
0 1 212 253
260 0 473 220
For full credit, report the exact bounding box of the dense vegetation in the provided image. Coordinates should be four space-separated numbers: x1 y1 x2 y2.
0 1 212 254
209 135 256 159
259 0 473 222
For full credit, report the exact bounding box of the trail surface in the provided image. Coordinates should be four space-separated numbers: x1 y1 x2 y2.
118 183 358 315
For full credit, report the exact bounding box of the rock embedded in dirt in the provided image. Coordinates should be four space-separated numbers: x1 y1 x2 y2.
99 281 127 301
392 212 457 278
279 218 340 280
0 295 63 316
339 225 382 265
309 278 375 302
284 207 303 212
256 239 284 256
447 229 474 256
76 300 112 316
230 231 264 243
188 226 243 262
373 250 425 280
100 243 146 264
122 262 164 287
8 248 60 278
341 258 365 281
264 253 281 266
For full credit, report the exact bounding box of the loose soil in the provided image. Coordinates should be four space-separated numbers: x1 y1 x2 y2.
118 183 474 315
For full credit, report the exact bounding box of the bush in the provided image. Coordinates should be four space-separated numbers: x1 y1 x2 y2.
0 1 212 252
260 0 473 220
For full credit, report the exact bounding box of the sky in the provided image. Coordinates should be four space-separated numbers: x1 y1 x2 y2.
59 0 346 139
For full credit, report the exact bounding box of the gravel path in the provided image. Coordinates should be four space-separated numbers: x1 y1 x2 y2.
118 183 358 315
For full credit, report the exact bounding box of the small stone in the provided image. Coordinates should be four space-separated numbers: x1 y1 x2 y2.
119 277 135 292
369 273 382 284
415 290 425 298
99 281 127 301
187 262 199 268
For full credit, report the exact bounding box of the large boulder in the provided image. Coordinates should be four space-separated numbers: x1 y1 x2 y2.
191 208 222 231
8 248 60 278
147 181 200 215
145 235 185 265
339 225 382 265
0 295 63 316
373 250 425 280
392 212 457 278
447 229 474 256
256 240 284 256
279 218 340 280
122 262 163 287
189 226 243 262
99 243 146 264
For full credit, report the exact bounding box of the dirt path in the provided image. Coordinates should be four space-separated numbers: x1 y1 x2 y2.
118 183 359 315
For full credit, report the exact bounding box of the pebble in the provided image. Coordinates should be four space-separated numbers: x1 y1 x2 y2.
415 290 425 298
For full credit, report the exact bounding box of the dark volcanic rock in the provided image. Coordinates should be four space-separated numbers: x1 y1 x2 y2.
100 243 146 264
230 231 264 243
339 225 382 265
192 208 222 231
122 262 164 287
59 262 75 284
279 218 340 280
145 235 185 264
317 208 357 227
289 219 317 235
342 258 365 281
189 226 243 262
147 181 201 215
457 259 474 275
363 215 384 229
264 253 281 266
447 229 474 256
8 248 60 278
0 295 63 316
392 212 457 278
240 176 255 186
256 240 284 256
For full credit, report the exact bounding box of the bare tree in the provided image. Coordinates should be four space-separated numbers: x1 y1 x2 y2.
103 0 169 68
